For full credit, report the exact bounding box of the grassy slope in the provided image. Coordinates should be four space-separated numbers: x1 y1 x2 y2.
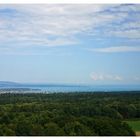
126 120 140 131
125 120 140 136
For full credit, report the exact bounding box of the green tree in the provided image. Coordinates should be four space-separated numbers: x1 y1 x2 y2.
30 124 44 136
44 122 62 136
15 120 32 136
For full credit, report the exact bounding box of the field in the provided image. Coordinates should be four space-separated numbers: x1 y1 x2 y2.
125 120 140 136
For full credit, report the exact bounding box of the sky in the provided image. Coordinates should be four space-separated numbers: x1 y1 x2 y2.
0 4 140 85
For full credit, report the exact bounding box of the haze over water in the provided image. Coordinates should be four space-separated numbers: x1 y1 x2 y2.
0 82 140 93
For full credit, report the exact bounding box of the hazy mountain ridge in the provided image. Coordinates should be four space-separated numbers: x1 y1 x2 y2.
0 81 20 86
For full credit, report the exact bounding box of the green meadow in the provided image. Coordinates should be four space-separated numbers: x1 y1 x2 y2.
125 120 140 131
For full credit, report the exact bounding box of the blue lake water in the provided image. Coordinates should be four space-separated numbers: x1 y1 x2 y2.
0 84 140 93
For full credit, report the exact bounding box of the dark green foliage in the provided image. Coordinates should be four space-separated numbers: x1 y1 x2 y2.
0 92 139 136
44 122 62 136
30 124 44 136
15 120 32 136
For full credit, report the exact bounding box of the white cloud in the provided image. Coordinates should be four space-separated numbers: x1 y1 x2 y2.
90 72 123 81
108 4 140 12
0 4 140 55
0 5 138 46
0 4 111 46
90 72 140 82
108 30 140 39
89 46 140 53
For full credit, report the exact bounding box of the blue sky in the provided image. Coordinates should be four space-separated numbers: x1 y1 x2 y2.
0 4 140 84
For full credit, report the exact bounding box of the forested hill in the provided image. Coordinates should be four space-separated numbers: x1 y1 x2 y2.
0 92 140 136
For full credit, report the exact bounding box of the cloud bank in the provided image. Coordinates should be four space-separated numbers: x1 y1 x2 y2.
0 4 140 54
89 46 140 53
90 72 123 81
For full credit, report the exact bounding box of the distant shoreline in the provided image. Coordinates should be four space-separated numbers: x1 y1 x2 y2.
0 83 140 93
0 88 140 94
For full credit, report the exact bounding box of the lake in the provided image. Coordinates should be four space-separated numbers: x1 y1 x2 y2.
0 84 140 93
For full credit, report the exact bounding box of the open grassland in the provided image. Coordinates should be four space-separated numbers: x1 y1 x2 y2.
125 120 140 136
126 120 140 131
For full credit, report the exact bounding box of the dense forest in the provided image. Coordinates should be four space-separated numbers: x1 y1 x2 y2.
0 91 140 136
